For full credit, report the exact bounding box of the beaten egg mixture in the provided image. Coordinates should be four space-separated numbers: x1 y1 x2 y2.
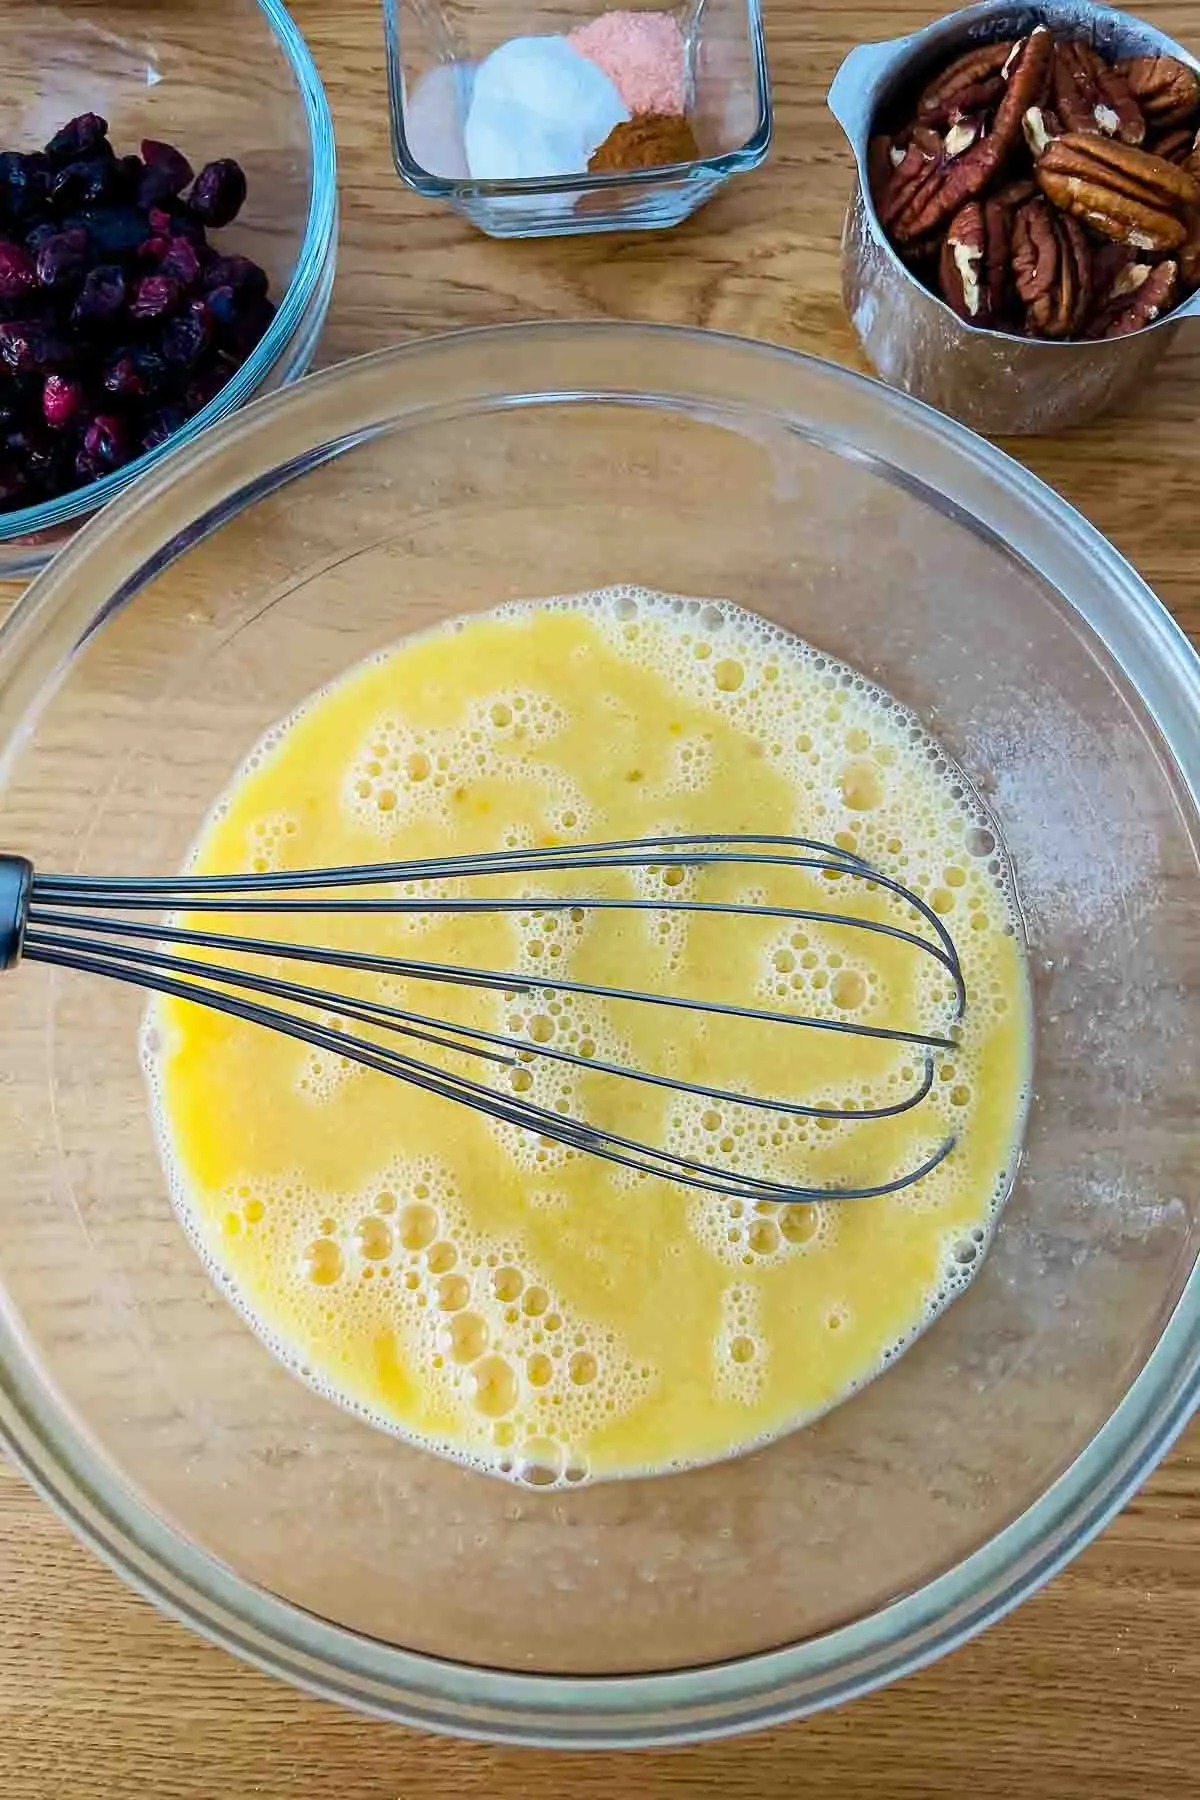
149 590 1031 1487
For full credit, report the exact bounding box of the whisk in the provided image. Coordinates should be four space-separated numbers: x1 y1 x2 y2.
0 836 966 1207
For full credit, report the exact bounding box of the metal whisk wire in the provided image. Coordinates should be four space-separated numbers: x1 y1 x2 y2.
0 836 967 1206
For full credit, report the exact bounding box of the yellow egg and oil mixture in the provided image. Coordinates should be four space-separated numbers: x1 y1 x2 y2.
148 590 1031 1488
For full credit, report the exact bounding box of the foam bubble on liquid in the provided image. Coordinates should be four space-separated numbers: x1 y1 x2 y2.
148 582 1032 1488
148 1133 656 1487
342 688 583 840
715 1283 768 1403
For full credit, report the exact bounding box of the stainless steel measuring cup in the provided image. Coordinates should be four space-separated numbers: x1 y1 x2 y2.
828 0 1200 435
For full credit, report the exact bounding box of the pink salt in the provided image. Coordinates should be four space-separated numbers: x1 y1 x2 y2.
568 12 686 118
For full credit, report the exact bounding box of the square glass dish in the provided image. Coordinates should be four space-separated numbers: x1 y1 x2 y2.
383 0 771 237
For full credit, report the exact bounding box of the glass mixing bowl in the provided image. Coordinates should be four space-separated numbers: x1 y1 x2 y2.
0 0 337 580
0 323 1195 1747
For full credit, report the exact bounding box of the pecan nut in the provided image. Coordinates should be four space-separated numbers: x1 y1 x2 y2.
917 41 1016 126
1036 132 1200 250
874 140 939 232
1052 40 1145 144
939 198 1014 326
1120 55 1200 128
888 28 1057 247
1012 195 1092 338
1097 258 1179 336
1148 123 1200 164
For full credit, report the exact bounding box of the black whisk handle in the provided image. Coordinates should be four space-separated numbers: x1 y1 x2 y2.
0 855 32 971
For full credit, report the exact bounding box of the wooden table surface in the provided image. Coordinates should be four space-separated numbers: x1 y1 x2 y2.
2 2 1198 1794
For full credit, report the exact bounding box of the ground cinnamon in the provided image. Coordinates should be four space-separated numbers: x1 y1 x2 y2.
588 113 700 172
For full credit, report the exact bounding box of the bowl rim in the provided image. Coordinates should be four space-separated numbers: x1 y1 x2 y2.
0 0 337 552
0 321 1197 1747
382 0 772 200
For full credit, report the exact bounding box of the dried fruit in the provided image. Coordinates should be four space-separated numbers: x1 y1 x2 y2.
45 114 109 164
138 140 194 207
0 112 268 511
129 272 183 321
188 159 247 229
140 403 189 452
50 157 121 210
82 413 130 470
158 235 201 288
1036 132 1199 250
71 263 126 326
42 373 84 429
0 239 37 302
0 152 51 222
34 228 88 292
202 254 269 299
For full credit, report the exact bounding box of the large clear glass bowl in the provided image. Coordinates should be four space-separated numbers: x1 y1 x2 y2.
0 323 1195 1747
0 0 336 579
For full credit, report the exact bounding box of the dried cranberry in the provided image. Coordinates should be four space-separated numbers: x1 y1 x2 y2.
42 372 84 428
129 273 182 321
76 206 149 262
35 227 88 291
101 350 144 400
188 159 247 229
140 403 188 452
0 239 37 301
73 447 106 485
45 114 109 164
0 321 41 372
161 310 211 368
0 463 29 509
6 424 61 488
0 152 52 223
201 253 269 300
158 236 201 288
24 221 60 255
72 264 126 326
138 140 194 207
184 358 234 411
50 157 121 210
0 320 75 374
83 413 130 470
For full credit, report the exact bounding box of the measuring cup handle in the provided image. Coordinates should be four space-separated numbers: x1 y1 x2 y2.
827 36 916 148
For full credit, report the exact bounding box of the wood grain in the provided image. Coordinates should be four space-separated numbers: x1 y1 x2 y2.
0 1 1198 1793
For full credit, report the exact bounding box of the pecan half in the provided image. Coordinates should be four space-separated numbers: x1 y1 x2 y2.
917 41 1015 126
1023 106 1062 158
1036 132 1200 250
1012 195 1092 338
1148 123 1200 164
1099 258 1179 335
999 27 1056 130
1120 55 1200 129
1053 41 1145 145
885 29 1055 247
939 198 1014 326
1085 252 1152 334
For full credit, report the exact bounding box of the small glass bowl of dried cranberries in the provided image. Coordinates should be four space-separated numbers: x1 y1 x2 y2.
0 0 336 577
